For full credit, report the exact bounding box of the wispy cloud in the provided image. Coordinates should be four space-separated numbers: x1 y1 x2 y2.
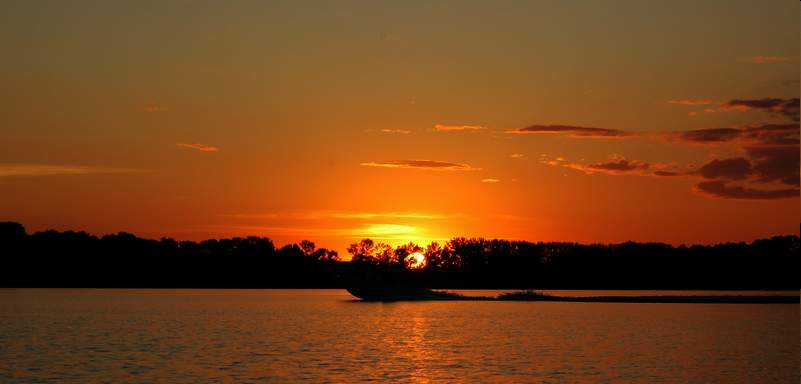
665 124 799 145
434 124 487 132
379 129 412 134
360 159 479 171
176 143 219 152
508 153 525 159
224 210 455 221
719 98 800 122
0 164 141 177
571 156 651 174
328 212 446 220
568 155 677 177
210 222 432 242
668 99 714 105
481 178 500 183
541 155 675 177
508 124 632 138
361 223 417 237
143 104 166 113
694 181 798 200
665 128 745 144
747 55 788 64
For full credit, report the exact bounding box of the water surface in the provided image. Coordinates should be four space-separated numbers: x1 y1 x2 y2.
0 289 798 383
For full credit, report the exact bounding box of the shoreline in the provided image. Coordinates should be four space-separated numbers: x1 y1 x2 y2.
352 289 800 304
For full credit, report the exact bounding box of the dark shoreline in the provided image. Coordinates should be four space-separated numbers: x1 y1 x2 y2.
496 295 799 304
351 289 800 304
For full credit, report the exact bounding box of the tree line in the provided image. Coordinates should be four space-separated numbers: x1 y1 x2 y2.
1 222 798 289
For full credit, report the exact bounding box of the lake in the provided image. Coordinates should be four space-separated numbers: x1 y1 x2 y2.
0 289 798 383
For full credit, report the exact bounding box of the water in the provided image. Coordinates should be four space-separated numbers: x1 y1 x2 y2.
0 289 798 383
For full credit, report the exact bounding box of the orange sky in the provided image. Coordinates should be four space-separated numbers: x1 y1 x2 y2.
0 1 798 255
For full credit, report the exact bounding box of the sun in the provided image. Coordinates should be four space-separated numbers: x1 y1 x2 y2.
408 252 426 269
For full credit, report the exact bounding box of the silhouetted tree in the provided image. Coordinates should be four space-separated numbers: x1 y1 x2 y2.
0 221 798 289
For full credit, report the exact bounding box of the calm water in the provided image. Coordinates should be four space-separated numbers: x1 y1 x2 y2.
0 289 798 383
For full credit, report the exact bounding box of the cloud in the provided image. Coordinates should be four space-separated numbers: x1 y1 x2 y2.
668 99 714 105
176 143 219 152
362 223 417 236
720 98 800 121
542 147 798 200
481 178 500 183
544 154 676 177
206 223 422 240
690 144 799 198
740 124 800 145
224 211 452 221
697 158 752 180
143 104 166 113
360 160 478 171
694 181 798 200
508 154 525 159
745 144 800 186
666 124 799 145
379 129 412 134
508 125 631 138
585 158 649 172
0 164 141 177
668 128 742 144
564 155 652 175
327 212 447 220
653 171 681 177
434 124 487 132
747 56 789 64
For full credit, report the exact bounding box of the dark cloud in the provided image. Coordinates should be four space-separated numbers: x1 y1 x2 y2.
585 158 650 172
653 171 680 177
360 160 478 171
667 124 799 145
556 155 678 177
509 125 630 138
720 98 800 122
745 145 800 186
669 128 742 144
740 124 800 145
695 181 799 200
691 144 799 198
697 158 752 180
515 101 799 201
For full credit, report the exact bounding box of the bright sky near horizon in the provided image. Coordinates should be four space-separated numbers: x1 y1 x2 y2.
1 0 799 254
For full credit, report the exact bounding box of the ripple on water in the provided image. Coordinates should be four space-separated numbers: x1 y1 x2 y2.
0 289 798 383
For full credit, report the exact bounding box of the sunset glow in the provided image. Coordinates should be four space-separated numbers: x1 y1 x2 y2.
0 1 797 256
408 252 426 269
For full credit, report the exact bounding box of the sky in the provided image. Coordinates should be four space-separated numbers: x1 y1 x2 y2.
1 0 799 255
